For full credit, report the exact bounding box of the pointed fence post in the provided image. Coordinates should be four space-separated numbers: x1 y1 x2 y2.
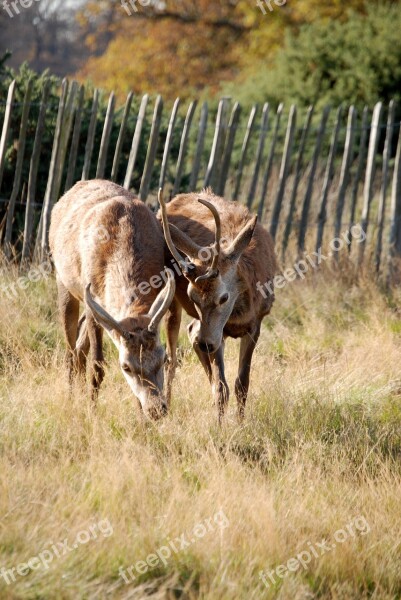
217 101 241 196
82 89 99 181
348 106 369 252
139 95 163 202
333 105 356 255
173 100 197 196
247 103 269 209
204 98 229 190
315 105 343 253
124 94 149 190
232 104 258 201
257 103 284 219
111 91 134 183
4 78 33 258
96 91 116 179
159 97 180 191
282 105 314 260
190 102 208 191
0 80 16 193
358 102 383 267
22 79 51 263
375 100 395 274
387 122 401 285
270 105 296 241
65 84 85 192
297 105 331 255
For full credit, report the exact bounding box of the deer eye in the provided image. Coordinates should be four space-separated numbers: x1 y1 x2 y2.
121 363 132 373
219 293 229 306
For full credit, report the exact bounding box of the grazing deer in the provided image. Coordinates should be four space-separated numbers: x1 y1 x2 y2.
158 189 278 421
49 180 175 420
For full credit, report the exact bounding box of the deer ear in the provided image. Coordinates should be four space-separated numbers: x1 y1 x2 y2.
224 216 257 262
168 223 202 263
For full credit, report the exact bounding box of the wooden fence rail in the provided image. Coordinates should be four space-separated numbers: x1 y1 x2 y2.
1 78 401 284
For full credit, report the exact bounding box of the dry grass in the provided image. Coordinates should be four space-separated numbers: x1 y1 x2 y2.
0 258 400 599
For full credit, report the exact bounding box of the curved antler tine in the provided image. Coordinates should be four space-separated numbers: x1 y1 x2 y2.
197 198 221 272
147 268 176 333
158 188 186 269
85 284 129 340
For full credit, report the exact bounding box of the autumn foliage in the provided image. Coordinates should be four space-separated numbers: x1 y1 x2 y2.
77 0 369 101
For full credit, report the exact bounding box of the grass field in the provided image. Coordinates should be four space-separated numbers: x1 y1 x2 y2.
0 258 400 599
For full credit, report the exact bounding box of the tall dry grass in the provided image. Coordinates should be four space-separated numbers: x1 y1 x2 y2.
0 257 400 599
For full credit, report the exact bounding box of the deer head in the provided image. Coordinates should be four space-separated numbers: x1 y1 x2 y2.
158 190 257 354
85 269 175 419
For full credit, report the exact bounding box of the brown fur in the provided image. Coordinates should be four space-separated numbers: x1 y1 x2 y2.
158 189 278 420
50 180 173 419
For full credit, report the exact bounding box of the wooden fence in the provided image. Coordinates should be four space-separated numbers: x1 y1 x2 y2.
1 77 401 283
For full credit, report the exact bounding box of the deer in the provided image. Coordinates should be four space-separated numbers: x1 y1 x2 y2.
49 180 175 420
157 188 278 422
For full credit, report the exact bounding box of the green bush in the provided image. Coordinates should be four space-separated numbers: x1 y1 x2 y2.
223 3 401 112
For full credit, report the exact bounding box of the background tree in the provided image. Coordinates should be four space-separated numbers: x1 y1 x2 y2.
0 0 87 76
223 3 401 111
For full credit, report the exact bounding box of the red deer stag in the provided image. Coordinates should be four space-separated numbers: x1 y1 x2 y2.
49 180 175 420
158 189 278 421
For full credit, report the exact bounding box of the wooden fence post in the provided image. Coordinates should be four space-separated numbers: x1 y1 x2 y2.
204 98 229 189
173 100 197 196
82 89 99 181
111 91 133 183
37 79 69 258
358 102 383 267
139 95 163 202
39 80 78 258
124 94 149 190
270 105 296 241
247 103 269 209
0 80 16 194
257 103 284 219
333 105 356 252
96 91 116 179
65 85 85 192
4 78 33 258
190 102 208 191
387 121 401 285
348 106 369 251
375 100 395 273
217 101 241 196
297 105 331 255
159 97 180 191
232 104 258 201
22 80 51 263
282 105 314 260
315 105 343 252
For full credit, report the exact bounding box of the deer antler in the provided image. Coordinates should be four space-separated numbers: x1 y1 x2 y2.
158 188 187 272
195 198 221 282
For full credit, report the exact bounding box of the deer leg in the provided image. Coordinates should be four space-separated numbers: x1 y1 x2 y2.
210 341 229 423
85 310 104 401
164 298 182 407
189 320 212 381
235 323 261 420
57 277 79 384
75 314 90 378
